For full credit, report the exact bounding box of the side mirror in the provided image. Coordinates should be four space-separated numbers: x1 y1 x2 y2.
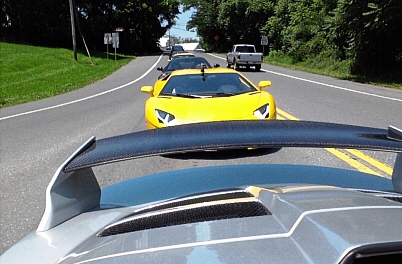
258 81 272 90
214 64 220 68
141 86 154 94
157 67 164 71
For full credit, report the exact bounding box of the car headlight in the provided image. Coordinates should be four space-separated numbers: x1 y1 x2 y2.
253 104 270 119
155 109 175 124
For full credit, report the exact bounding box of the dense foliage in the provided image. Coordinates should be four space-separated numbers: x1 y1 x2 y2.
182 0 402 77
1 0 180 53
2 0 401 76
182 0 273 53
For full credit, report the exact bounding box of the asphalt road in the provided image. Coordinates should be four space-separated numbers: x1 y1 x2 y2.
1 52 402 255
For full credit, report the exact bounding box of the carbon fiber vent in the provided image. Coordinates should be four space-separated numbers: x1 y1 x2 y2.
356 190 402 204
126 189 254 217
98 189 270 237
382 196 402 203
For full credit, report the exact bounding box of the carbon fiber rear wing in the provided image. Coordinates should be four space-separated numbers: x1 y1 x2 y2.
37 120 402 232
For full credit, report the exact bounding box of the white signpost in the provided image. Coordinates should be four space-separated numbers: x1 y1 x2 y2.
261 35 268 55
104 33 112 59
112 33 119 61
105 32 120 61
261 36 268 45
112 33 119 48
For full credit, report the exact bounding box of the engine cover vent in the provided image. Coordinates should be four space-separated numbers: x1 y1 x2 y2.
356 189 402 204
98 189 269 237
126 189 254 217
381 195 402 203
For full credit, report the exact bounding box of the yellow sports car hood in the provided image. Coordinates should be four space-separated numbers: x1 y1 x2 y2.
145 91 275 128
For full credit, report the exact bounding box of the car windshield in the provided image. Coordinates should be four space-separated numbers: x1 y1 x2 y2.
160 73 258 97
165 58 212 71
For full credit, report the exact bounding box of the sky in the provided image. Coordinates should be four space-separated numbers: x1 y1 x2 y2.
168 7 198 40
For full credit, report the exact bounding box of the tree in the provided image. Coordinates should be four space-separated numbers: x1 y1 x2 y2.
182 0 223 51
1 0 71 47
331 0 402 76
182 0 274 52
264 0 338 62
217 0 274 51
1 0 180 54
74 0 180 53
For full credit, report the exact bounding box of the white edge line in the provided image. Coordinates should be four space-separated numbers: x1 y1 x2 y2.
73 205 402 263
207 53 402 103
0 54 164 121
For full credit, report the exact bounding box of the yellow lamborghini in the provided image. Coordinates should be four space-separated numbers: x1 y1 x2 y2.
141 67 276 129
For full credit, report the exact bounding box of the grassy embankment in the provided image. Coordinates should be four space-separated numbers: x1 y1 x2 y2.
265 50 402 89
0 42 134 108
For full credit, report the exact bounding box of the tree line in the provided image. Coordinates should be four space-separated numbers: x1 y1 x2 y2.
2 0 401 77
183 0 402 77
1 0 181 54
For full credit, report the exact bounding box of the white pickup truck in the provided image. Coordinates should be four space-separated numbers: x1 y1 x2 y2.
226 44 263 71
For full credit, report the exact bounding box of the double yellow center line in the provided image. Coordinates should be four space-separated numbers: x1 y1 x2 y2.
276 108 393 178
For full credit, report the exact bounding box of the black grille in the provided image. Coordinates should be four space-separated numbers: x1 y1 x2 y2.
98 200 269 237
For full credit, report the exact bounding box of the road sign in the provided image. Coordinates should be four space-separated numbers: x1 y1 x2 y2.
261 36 268 46
112 33 119 48
104 33 112 44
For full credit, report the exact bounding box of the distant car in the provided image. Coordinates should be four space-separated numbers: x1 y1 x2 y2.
2 120 402 264
168 44 185 60
162 46 171 55
227 44 263 71
156 57 213 80
141 67 276 129
167 50 185 60
171 44 184 52
155 57 218 93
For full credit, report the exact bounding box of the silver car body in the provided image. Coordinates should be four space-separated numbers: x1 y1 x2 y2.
2 120 402 263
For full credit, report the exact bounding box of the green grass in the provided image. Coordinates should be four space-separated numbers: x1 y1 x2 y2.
0 42 134 108
265 50 402 89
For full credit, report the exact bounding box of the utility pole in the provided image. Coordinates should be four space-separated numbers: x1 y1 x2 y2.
169 29 171 47
69 0 77 61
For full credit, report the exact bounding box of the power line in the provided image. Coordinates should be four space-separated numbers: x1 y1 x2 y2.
171 26 192 32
